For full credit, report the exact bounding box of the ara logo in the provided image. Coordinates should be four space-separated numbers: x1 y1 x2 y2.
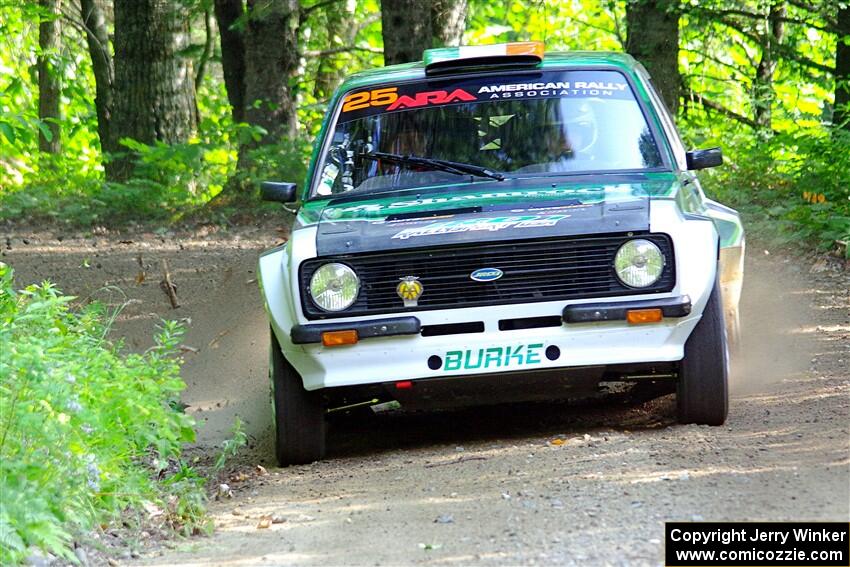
387 89 476 111
470 268 504 282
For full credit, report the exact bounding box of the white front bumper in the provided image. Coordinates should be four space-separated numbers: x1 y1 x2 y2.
286 301 699 390
259 201 719 391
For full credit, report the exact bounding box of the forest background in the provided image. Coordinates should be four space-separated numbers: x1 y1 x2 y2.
0 0 848 253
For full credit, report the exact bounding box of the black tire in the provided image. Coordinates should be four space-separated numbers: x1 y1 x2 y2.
677 276 729 425
270 330 326 466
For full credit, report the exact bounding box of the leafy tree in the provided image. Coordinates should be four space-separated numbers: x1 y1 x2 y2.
110 0 198 181
381 0 432 64
0 0 844 248
683 0 838 132
313 0 358 98
242 0 300 143
37 0 61 154
626 0 681 113
220 0 384 193
214 0 247 123
752 1 786 130
432 0 467 46
381 0 468 64
79 0 115 157
836 2 849 129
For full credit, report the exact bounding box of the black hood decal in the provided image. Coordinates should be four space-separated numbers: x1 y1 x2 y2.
315 197 649 256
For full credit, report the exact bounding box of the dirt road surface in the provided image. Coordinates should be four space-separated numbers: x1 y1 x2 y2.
3 225 848 566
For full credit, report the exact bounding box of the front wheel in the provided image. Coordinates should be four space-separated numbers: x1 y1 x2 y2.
677 276 729 425
270 330 326 466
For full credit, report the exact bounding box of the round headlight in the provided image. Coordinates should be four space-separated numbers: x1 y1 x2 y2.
309 263 360 312
614 239 665 288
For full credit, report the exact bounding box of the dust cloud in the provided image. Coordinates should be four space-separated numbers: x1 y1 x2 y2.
730 254 815 395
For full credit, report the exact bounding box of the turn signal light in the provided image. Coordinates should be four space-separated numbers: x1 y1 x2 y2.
626 308 663 325
321 329 358 346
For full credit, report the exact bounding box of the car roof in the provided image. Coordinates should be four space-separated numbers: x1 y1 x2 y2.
337 51 643 93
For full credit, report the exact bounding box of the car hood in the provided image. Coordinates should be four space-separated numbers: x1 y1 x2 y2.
308 174 677 256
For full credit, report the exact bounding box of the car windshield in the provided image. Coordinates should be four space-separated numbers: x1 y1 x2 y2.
312 69 663 198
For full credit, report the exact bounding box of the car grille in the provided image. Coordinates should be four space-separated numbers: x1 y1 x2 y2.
299 233 675 320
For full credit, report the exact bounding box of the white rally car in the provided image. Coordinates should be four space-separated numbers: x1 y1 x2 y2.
258 43 745 465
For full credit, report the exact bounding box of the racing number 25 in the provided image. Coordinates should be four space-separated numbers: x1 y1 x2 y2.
342 87 398 112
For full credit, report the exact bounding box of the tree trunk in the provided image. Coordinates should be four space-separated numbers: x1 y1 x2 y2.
195 7 216 93
753 2 786 131
110 0 197 181
313 0 356 99
214 0 246 123
37 0 61 154
626 0 681 114
241 0 300 144
431 0 466 47
835 3 850 130
80 0 115 156
380 0 432 65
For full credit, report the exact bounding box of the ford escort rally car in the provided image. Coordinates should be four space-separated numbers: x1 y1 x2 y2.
258 42 745 466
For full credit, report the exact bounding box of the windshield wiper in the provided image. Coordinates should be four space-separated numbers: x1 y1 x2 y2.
362 151 505 181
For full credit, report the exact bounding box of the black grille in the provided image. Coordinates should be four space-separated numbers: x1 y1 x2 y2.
300 233 675 320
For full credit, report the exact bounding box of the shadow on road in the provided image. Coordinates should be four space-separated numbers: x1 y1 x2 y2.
326 393 677 461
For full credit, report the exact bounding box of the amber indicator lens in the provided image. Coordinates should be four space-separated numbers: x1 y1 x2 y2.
321 329 359 346
626 308 663 324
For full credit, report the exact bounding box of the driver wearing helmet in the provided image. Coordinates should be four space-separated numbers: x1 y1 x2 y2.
542 100 599 171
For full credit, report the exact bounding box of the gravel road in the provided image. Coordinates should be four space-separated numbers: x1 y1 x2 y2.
3 225 848 566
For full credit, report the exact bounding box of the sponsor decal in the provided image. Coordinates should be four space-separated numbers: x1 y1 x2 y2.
341 86 476 113
332 189 605 214
443 343 544 371
387 88 476 110
470 268 503 282
477 80 628 100
391 214 569 239
336 71 635 122
342 87 399 112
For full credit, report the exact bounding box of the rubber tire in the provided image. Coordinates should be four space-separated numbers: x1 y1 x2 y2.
677 276 729 426
270 330 326 466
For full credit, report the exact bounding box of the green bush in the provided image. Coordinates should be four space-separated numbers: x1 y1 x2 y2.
0 77 315 226
0 125 312 227
684 124 850 256
0 263 208 564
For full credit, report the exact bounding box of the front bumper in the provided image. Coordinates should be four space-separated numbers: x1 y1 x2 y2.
282 295 702 390
291 296 692 344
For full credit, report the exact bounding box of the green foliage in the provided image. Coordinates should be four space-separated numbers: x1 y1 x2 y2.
0 264 208 563
0 2 103 189
467 0 625 50
240 137 312 194
681 0 837 132
0 0 846 252
685 123 850 255
214 418 247 472
1 83 238 224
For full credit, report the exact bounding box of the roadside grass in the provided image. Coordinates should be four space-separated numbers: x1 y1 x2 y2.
0 263 218 564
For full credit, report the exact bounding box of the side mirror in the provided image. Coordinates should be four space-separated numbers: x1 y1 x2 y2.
686 147 723 170
261 181 297 203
